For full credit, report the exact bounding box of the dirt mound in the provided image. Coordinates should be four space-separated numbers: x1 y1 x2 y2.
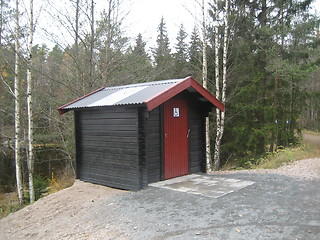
0 181 128 240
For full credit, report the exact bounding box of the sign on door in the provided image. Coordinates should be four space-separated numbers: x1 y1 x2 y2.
173 107 180 117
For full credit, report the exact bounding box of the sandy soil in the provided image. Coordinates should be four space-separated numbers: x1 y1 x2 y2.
303 131 320 145
0 181 128 240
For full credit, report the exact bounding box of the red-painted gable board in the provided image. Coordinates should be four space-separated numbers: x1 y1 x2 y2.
144 77 224 112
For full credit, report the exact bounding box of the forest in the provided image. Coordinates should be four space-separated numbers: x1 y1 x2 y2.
0 0 319 204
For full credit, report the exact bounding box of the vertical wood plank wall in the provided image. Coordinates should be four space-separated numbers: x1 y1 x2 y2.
188 100 206 173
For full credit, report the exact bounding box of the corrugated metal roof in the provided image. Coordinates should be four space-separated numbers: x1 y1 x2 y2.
58 77 225 114
61 79 183 110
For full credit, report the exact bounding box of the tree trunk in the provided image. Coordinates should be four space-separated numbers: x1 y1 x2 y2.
89 0 94 88
213 0 220 171
14 0 23 205
27 0 35 203
214 0 228 171
201 0 212 173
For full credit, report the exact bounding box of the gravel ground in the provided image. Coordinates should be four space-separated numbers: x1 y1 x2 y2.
0 157 319 240
1 131 319 240
103 157 320 240
214 158 320 181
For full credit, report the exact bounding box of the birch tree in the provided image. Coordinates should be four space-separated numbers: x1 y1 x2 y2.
14 0 23 204
201 0 212 173
213 0 228 171
26 0 35 203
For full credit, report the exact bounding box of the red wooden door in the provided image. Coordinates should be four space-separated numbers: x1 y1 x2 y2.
163 98 189 179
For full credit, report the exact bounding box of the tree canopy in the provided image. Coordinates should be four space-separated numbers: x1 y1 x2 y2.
0 0 319 189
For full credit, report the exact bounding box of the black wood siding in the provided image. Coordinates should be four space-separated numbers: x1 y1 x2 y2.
75 106 141 190
188 100 206 173
144 107 162 183
74 93 208 190
143 97 206 183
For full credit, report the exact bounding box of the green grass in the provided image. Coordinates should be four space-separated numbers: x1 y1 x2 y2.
0 174 74 219
254 130 320 169
222 130 320 170
255 143 320 169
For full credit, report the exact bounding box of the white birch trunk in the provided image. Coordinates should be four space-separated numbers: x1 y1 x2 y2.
220 0 228 135
213 0 220 171
27 0 35 203
14 0 23 205
214 0 228 171
201 0 212 173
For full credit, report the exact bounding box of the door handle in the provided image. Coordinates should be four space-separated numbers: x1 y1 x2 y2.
187 129 190 138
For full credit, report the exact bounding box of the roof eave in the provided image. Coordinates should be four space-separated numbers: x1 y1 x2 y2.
188 78 225 111
57 86 105 115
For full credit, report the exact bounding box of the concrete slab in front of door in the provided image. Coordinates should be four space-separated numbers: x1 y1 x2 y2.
149 174 255 198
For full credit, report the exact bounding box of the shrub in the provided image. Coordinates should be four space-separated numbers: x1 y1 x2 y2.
25 175 49 202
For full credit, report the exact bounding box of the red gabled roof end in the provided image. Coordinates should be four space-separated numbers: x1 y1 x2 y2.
145 76 224 112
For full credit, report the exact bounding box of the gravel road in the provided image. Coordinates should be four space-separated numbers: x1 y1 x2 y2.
0 133 319 240
1 157 319 240
215 157 320 181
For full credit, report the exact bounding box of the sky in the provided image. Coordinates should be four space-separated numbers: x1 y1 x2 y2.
115 0 320 51
30 0 320 51
30 0 204 50
121 0 202 48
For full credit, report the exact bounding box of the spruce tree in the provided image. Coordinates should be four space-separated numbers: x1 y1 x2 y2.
173 24 189 77
133 33 148 58
212 0 319 166
189 26 202 70
125 33 152 83
152 17 173 80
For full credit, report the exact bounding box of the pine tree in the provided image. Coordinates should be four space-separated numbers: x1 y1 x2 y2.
122 33 152 83
217 0 318 166
173 24 189 77
175 24 188 62
152 17 173 80
133 33 148 58
189 26 202 72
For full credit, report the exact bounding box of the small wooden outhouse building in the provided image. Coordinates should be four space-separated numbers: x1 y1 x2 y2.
58 77 224 190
